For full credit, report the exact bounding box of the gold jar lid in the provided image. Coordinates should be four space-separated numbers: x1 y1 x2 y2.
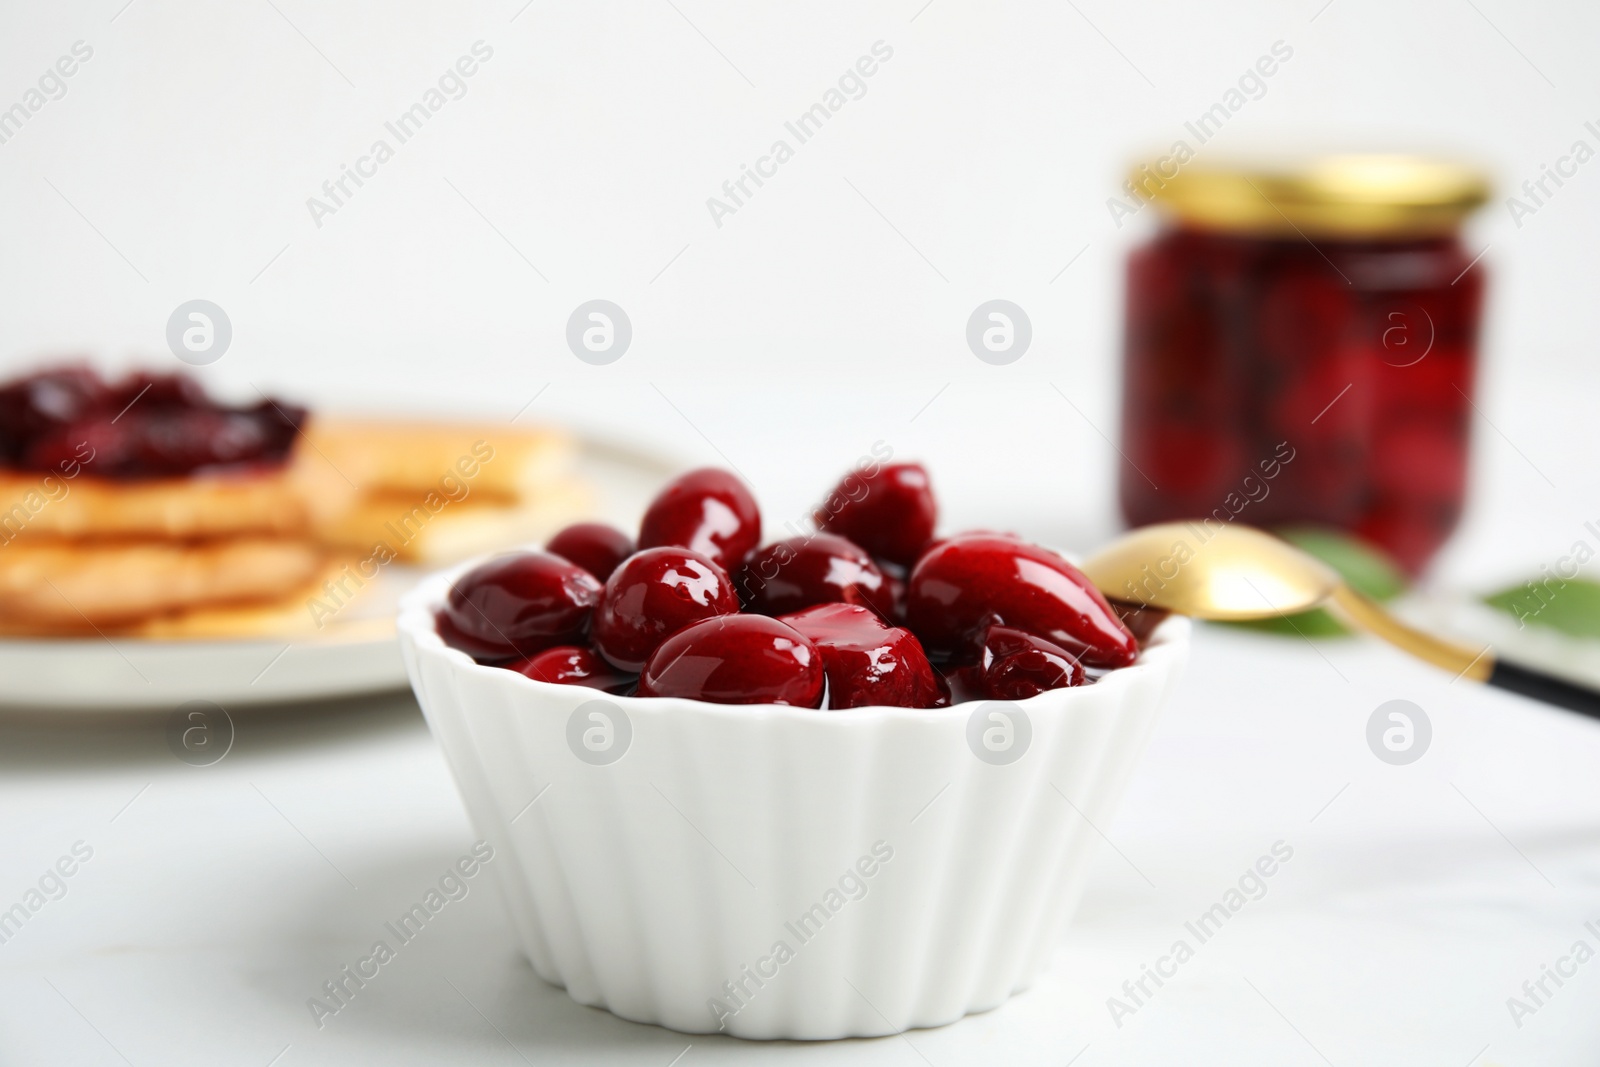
1133 154 1491 238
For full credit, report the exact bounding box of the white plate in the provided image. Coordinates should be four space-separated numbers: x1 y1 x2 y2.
0 436 675 711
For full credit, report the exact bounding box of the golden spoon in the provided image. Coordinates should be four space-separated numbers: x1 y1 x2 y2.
1081 522 1600 718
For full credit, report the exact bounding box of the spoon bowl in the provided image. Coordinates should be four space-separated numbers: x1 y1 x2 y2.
1081 522 1341 620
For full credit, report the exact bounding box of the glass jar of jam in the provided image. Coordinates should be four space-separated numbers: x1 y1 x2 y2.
1118 155 1491 575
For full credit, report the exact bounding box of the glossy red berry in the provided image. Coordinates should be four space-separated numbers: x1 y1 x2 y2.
736 533 895 619
638 468 761 569
592 546 740 672
818 462 937 567
505 645 633 693
780 603 948 709
439 551 603 661
978 625 1085 700
637 614 824 707
905 535 1138 668
547 522 635 582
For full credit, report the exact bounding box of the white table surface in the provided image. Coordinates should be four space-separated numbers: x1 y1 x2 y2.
4 611 1599 1067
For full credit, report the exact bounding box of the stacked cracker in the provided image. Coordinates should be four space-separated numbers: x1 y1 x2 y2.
0 418 588 639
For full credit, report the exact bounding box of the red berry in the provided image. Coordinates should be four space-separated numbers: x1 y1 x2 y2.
780 603 948 709
638 468 761 569
592 546 740 672
547 522 636 582
21 417 131 473
818 462 937 567
0 365 303 478
0 364 108 463
637 614 824 707
905 535 1137 668
439 551 603 661
506 645 633 693
736 533 895 619
978 625 1085 700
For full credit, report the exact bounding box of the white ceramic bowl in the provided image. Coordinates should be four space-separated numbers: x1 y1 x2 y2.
398 563 1189 1040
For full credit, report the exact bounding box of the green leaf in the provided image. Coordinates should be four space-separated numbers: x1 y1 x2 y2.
1225 525 1408 637
1484 578 1600 639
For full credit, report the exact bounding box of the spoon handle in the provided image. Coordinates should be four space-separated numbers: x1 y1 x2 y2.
1486 659 1600 721
1327 586 1490 680
1330 586 1600 721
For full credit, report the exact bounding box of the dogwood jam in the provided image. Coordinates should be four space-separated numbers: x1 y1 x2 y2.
1118 155 1491 574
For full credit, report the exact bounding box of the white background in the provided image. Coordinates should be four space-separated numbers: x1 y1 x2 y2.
2 0 1598 578
2 1 1599 1064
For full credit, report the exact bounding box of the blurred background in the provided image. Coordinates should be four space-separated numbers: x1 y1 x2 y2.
2 0 1595 579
